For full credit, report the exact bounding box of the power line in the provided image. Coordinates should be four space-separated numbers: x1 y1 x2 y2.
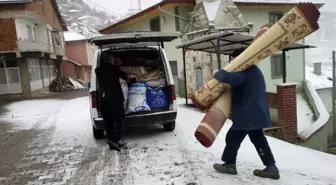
82 0 126 18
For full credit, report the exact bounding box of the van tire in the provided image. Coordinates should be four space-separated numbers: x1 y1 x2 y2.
93 126 104 139
163 121 175 132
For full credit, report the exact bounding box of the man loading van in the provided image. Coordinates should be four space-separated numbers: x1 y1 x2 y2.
95 52 128 151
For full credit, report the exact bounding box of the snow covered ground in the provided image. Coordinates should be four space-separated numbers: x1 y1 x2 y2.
0 96 336 185
305 65 333 89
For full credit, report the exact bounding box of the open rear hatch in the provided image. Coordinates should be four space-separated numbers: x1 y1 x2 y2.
90 31 180 47
90 31 179 117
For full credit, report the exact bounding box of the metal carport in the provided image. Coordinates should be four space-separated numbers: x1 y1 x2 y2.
176 30 315 106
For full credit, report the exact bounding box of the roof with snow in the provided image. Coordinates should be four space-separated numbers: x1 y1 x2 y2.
0 0 68 31
64 31 88 42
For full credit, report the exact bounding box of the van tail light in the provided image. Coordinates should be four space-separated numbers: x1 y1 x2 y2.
169 85 176 101
91 91 97 108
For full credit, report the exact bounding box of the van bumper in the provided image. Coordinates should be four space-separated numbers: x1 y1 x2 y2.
93 110 177 130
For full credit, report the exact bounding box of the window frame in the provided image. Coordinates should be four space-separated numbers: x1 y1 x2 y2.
270 54 284 79
269 12 283 25
149 16 161 32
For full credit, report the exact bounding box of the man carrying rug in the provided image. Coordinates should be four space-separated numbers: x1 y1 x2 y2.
213 48 280 180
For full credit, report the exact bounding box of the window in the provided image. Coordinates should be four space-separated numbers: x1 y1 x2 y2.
193 56 196 63
150 16 161 31
5 61 18 68
7 69 19 83
174 7 180 31
28 59 42 81
269 12 283 25
0 60 6 84
32 26 36 41
48 60 56 78
270 55 283 79
40 0 45 15
42 60 49 79
27 25 33 41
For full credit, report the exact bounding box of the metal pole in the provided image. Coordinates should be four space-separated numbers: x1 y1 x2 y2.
282 50 287 83
216 38 221 69
333 50 336 142
182 48 188 105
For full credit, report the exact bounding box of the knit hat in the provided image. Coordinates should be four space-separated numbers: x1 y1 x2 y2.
231 48 246 58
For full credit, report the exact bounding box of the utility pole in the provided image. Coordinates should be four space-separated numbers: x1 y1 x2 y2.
128 0 141 15
333 50 336 142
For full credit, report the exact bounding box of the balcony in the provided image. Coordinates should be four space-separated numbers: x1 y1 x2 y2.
0 11 45 23
54 46 65 56
17 40 51 53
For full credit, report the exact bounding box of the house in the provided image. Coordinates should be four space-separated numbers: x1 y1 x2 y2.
61 31 97 83
0 0 67 98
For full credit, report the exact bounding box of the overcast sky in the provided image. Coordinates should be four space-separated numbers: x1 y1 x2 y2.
85 0 334 17
84 0 161 17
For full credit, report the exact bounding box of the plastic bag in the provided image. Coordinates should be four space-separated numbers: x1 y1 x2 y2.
126 82 151 113
146 86 169 109
119 78 129 111
145 78 166 88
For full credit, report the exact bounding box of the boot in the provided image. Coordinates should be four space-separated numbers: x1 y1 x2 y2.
213 163 237 175
107 140 120 152
117 140 127 148
253 164 280 180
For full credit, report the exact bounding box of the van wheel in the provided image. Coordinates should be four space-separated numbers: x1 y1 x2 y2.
163 121 175 132
93 126 104 139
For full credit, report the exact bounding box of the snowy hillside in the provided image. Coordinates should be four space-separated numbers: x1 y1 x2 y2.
56 0 120 37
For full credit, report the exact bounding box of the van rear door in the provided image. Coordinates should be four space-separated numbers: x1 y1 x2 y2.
90 32 180 47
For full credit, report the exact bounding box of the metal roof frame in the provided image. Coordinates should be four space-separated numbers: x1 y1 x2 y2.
176 30 316 106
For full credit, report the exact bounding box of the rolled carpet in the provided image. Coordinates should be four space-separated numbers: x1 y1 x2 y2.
194 3 321 148
191 2 321 112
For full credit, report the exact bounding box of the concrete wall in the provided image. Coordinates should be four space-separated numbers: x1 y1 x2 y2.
300 123 329 152
316 87 332 113
65 41 97 66
301 80 330 151
61 61 77 80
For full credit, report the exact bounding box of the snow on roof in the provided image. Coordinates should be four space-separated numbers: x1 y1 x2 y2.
63 31 87 42
305 65 332 89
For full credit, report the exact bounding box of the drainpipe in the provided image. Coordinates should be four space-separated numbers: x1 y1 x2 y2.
157 6 188 22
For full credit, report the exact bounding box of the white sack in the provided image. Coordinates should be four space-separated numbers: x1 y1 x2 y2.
126 82 151 114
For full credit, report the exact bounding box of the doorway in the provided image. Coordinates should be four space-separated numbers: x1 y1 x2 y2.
0 60 22 95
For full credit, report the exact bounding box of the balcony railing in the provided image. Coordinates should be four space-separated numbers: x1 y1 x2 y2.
17 40 51 53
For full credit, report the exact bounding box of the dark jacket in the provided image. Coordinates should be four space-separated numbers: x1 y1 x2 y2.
95 63 128 102
214 65 271 130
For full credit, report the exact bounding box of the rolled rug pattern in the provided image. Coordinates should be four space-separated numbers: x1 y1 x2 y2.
195 90 232 148
191 2 321 111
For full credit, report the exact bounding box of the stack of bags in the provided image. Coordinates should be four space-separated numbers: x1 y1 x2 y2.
119 66 169 114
